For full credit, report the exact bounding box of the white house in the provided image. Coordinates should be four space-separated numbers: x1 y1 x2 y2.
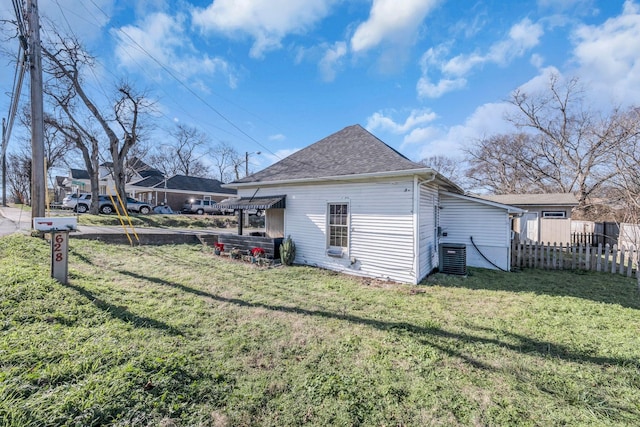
221 125 524 284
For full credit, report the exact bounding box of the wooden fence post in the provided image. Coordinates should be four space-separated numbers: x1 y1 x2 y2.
585 244 590 271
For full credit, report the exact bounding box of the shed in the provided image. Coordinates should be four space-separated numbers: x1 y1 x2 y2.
481 193 578 244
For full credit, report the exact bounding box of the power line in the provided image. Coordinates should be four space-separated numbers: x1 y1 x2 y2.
48 1 245 148
2 0 29 162
86 0 279 158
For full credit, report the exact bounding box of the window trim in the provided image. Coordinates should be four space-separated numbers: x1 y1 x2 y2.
327 202 349 254
542 211 567 219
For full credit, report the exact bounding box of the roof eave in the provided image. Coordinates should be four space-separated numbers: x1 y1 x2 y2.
224 168 440 189
441 191 528 214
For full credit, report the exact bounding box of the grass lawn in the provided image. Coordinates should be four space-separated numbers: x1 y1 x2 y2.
74 213 237 229
1 234 639 426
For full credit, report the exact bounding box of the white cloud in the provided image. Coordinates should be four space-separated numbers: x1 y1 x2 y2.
413 67 568 160
350 0 440 52
192 0 335 58
444 18 543 74
319 41 347 82
417 76 467 98
41 0 115 41
366 109 438 134
571 0 640 107
268 134 286 141
487 18 544 64
418 18 543 98
415 101 518 159
403 127 440 145
113 12 238 88
530 53 545 68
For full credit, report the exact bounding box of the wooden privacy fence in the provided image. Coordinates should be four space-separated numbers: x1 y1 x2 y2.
512 241 639 280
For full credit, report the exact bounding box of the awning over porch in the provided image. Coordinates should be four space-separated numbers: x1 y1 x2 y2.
215 195 286 210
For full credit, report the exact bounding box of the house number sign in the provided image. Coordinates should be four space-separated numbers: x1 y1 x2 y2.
51 231 70 284
33 217 77 285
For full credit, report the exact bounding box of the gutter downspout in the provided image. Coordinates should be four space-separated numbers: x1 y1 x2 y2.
413 173 437 283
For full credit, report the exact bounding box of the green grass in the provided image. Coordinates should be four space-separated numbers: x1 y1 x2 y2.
74 213 237 229
1 234 639 426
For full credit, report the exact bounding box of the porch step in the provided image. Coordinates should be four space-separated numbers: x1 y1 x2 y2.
196 233 219 247
218 234 284 260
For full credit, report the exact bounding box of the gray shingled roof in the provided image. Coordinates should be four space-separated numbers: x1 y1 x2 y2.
233 124 426 184
163 175 236 194
481 193 579 206
70 168 90 180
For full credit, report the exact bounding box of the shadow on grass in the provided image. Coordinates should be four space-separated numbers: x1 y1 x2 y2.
119 269 638 371
424 268 640 310
61 281 183 335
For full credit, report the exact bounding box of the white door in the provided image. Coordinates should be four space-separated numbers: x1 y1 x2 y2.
521 213 539 243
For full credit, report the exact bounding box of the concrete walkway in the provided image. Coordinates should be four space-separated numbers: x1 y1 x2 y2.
0 205 32 236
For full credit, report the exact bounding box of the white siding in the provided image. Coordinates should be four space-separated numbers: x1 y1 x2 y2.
417 183 438 281
238 178 420 283
439 193 512 271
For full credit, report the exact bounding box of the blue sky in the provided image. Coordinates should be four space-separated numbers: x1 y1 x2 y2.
1 0 639 172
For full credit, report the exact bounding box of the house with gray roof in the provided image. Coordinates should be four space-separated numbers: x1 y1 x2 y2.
127 174 236 211
221 124 524 283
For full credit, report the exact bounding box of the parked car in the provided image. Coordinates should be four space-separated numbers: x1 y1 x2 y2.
74 194 110 214
75 195 152 215
62 193 90 210
215 198 240 215
125 197 152 214
182 199 220 215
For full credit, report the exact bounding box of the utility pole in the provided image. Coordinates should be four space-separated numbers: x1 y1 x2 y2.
27 0 46 218
245 151 261 177
2 118 6 206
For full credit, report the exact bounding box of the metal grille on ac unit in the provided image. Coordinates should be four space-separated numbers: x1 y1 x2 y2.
439 243 467 275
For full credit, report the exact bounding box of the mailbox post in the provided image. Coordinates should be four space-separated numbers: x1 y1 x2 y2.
33 217 77 285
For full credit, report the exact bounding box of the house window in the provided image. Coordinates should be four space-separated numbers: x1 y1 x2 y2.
328 203 349 248
542 211 566 218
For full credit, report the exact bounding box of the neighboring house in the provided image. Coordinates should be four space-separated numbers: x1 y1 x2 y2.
52 176 70 204
481 193 578 244
127 174 237 211
221 124 524 284
60 168 93 195
124 157 164 184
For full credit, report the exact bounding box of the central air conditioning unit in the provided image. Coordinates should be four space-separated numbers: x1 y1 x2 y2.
439 243 467 275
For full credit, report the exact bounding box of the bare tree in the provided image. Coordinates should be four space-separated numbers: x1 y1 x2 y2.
210 141 243 182
40 34 153 211
5 153 31 204
611 107 640 280
467 74 632 212
465 133 549 194
20 108 75 183
149 124 210 177
419 155 465 187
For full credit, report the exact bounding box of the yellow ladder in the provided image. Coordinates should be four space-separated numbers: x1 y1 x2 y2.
107 193 140 246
